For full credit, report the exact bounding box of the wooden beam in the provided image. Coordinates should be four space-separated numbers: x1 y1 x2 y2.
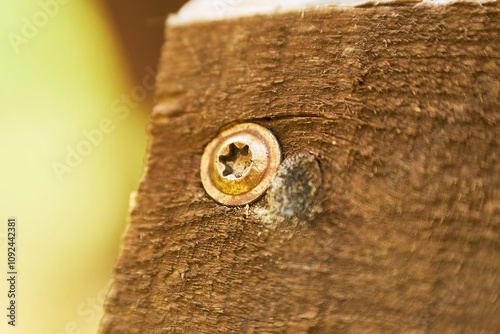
100 2 500 333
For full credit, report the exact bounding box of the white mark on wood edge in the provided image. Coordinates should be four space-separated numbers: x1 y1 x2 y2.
169 0 497 26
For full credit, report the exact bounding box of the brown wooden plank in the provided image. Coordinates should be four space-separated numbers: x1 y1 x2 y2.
100 3 500 333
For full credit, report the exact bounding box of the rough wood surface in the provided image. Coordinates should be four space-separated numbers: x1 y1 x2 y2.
100 3 500 333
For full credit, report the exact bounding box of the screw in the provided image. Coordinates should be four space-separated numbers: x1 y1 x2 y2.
200 123 282 206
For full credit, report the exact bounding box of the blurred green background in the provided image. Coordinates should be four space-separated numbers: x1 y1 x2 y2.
0 0 186 333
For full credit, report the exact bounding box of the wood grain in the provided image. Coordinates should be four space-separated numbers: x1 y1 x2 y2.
100 3 500 333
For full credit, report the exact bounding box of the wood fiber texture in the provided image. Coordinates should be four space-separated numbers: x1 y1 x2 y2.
100 3 500 333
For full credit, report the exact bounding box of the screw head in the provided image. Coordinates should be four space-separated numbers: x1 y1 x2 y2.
200 123 282 206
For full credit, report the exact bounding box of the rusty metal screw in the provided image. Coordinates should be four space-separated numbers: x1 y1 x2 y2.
200 123 282 206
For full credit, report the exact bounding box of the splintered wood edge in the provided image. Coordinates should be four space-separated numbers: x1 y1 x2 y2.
168 0 497 25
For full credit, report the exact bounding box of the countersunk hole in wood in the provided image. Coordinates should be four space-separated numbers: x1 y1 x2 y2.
254 152 323 230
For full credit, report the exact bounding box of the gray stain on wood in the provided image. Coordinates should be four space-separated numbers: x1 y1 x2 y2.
255 152 323 230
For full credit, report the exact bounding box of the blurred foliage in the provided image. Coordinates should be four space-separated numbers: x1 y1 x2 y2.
0 0 151 333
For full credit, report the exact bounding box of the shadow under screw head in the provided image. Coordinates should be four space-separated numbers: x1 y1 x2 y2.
200 123 282 206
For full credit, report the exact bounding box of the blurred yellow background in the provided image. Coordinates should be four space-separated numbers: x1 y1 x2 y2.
0 0 184 333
